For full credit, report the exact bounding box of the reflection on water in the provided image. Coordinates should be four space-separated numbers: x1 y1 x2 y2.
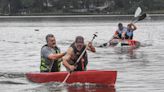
0 81 26 85
25 83 115 92
67 85 115 92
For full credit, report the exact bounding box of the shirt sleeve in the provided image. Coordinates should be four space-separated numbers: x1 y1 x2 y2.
41 47 52 58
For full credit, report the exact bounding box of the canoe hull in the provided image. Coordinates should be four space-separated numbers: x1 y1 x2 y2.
26 70 117 86
99 39 140 48
110 39 140 48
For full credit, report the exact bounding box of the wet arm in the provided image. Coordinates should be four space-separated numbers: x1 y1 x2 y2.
48 52 66 60
62 48 76 71
113 31 119 38
131 23 137 31
87 42 96 52
41 47 65 61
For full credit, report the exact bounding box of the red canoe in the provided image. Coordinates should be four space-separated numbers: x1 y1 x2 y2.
100 39 140 48
110 39 140 47
26 70 117 86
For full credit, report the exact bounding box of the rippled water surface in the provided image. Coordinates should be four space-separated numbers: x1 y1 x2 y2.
0 16 164 92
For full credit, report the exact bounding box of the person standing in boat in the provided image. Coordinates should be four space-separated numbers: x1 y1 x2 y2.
40 34 66 72
62 36 96 71
124 23 137 40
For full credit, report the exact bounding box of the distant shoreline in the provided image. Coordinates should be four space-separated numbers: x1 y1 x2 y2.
0 14 164 21
0 14 164 17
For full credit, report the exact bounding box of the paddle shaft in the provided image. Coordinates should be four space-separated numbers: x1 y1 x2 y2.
49 52 65 72
61 33 97 84
49 61 54 72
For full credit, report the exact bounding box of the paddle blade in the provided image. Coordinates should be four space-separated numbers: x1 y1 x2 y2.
99 43 108 47
116 42 122 47
134 7 142 17
138 13 147 21
133 13 147 23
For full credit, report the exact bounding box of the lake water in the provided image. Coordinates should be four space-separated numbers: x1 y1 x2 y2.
0 16 164 92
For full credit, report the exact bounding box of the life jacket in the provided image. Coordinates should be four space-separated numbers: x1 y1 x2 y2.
115 27 127 38
125 30 133 39
40 44 61 72
70 43 88 71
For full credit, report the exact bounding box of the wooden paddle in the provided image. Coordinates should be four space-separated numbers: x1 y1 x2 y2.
58 32 98 87
99 7 146 47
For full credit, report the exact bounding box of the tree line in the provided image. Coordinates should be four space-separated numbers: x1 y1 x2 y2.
0 0 164 15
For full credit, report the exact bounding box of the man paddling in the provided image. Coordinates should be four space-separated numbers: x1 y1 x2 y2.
108 23 127 46
124 23 137 40
40 34 66 72
62 36 96 71
113 23 127 39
